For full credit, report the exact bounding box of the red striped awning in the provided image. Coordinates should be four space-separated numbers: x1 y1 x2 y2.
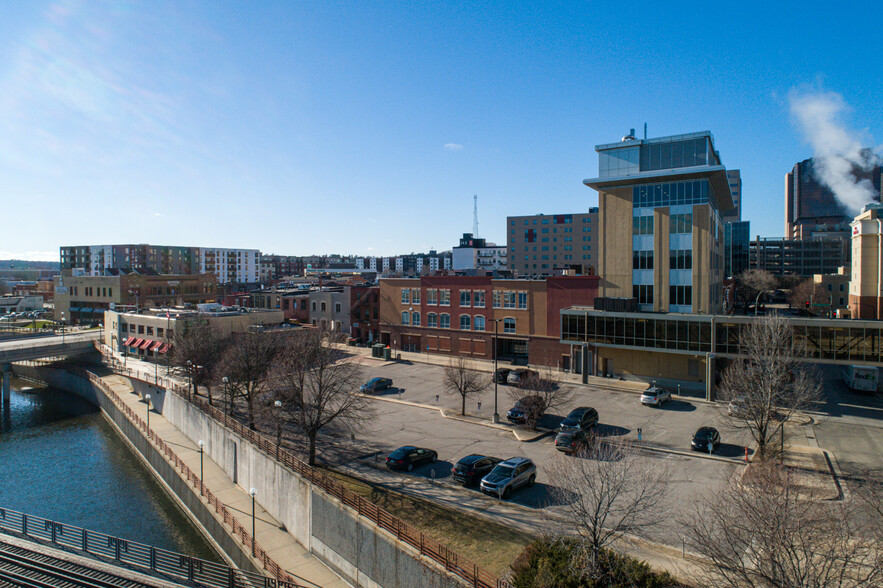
130 338 143 347
149 340 162 351
158 343 170 354
123 337 135 346
138 339 153 350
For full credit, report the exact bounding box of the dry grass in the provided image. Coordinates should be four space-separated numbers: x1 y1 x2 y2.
318 467 534 579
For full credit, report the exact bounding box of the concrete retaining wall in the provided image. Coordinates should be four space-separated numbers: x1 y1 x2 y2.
16 364 464 588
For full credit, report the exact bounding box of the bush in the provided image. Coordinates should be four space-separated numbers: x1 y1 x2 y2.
511 537 683 588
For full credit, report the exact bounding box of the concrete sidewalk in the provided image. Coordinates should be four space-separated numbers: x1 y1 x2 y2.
98 372 349 588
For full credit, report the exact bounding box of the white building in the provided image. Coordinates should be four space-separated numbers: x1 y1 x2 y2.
451 233 507 271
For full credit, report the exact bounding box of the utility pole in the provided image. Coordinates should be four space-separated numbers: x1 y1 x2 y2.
473 194 479 237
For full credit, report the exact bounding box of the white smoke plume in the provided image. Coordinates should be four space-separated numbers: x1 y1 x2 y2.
789 89 880 213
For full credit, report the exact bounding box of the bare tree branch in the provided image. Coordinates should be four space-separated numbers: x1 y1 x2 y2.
442 356 489 416
508 369 572 429
718 315 822 460
170 316 227 405
219 331 279 429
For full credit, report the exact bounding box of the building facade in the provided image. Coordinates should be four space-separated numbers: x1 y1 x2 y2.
849 206 883 319
378 275 599 369
54 272 217 324
785 156 882 240
451 234 507 272
722 169 742 222
749 237 850 277
584 130 734 313
724 220 750 278
61 244 260 284
506 210 598 276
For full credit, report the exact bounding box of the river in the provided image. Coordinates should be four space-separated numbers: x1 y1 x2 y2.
0 378 219 561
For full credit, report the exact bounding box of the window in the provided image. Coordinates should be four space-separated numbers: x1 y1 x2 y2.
669 285 692 306
633 215 654 235
493 291 502 308
474 315 485 331
335 302 341 313
428 313 438 328
321 302 326 312
503 318 516 333
474 291 485 307
459 290 471 306
146 326 154 335
427 289 438 305
669 250 692 270
503 292 516 309
412 289 421 304
517 292 527 309
401 288 410 304
440 289 451 305
633 285 654 304
439 313 451 329
460 315 471 330
670 213 693 234
401 311 410 325
633 251 654 270
412 312 420 326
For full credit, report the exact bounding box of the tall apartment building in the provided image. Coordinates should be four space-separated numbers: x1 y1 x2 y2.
724 220 750 278
507 210 598 276
584 130 734 313
849 205 883 319
61 244 260 284
785 156 882 240
749 237 850 277
451 234 507 272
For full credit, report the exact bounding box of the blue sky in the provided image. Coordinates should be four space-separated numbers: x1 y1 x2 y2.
1 1 881 261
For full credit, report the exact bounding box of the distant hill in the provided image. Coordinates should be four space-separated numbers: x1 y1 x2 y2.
0 260 60 270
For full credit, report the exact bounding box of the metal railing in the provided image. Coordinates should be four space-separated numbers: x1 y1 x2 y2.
93 342 512 588
0 506 299 588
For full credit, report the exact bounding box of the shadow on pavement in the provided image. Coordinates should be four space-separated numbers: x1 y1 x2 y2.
595 424 630 437
658 399 697 412
411 461 455 480
507 482 565 509
715 442 752 459
372 387 406 397
536 414 563 430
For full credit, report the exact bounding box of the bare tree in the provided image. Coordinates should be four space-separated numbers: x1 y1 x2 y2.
683 462 882 588
718 315 822 460
443 356 489 416
508 369 572 429
271 331 370 466
789 278 827 314
544 440 670 581
170 317 227 405
739 268 778 313
220 331 279 429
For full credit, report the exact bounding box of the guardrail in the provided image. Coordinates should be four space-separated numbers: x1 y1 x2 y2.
94 343 512 588
0 506 298 588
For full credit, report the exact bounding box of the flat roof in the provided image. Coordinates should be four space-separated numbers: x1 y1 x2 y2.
583 165 734 212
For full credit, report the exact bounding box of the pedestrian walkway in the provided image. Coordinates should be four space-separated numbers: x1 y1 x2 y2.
98 372 350 588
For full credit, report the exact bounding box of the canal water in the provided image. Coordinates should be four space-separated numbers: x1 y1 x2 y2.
0 378 219 560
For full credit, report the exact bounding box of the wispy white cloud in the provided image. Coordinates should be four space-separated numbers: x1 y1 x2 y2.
789 88 880 213
443 143 463 151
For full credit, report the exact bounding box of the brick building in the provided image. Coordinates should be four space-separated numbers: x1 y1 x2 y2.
378 275 599 369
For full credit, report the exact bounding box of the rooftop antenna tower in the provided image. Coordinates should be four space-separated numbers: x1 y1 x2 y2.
644 123 647 139
473 194 479 237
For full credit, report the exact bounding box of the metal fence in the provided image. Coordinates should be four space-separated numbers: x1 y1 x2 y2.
92 343 512 588
0 506 299 588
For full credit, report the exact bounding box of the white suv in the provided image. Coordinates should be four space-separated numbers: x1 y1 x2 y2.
641 386 671 407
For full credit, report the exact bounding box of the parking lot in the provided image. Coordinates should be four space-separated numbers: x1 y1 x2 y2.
314 357 746 547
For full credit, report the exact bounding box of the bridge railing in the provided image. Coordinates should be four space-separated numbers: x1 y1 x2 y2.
93 342 512 588
0 505 303 588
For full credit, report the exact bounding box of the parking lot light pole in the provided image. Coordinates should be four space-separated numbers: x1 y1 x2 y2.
145 394 151 433
198 440 205 495
491 318 500 423
249 488 257 556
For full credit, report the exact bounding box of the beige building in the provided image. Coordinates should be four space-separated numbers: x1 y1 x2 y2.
813 268 850 313
584 130 734 314
54 272 217 324
849 206 883 319
103 306 285 358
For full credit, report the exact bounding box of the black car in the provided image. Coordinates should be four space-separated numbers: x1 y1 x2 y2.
451 454 502 486
691 427 721 453
507 369 539 386
506 395 544 424
386 446 438 471
559 407 599 431
493 368 512 384
554 428 592 453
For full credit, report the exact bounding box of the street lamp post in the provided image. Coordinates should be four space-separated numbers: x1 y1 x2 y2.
490 318 500 423
60 311 66 345
145 394 151 433
222 376 229 416
249 488 257 556
186 360 192 397
274 400 282 460
198 440 205 495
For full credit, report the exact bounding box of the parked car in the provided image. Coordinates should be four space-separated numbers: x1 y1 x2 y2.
385 446 438 471
451 454 502 486
360 377 393 394
554 428 591 453
507 368 539 386
641 386 671 407
506 395 544 424
559 407 599 431
493 368 512 384
480 457 536 498
691 427 721 452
